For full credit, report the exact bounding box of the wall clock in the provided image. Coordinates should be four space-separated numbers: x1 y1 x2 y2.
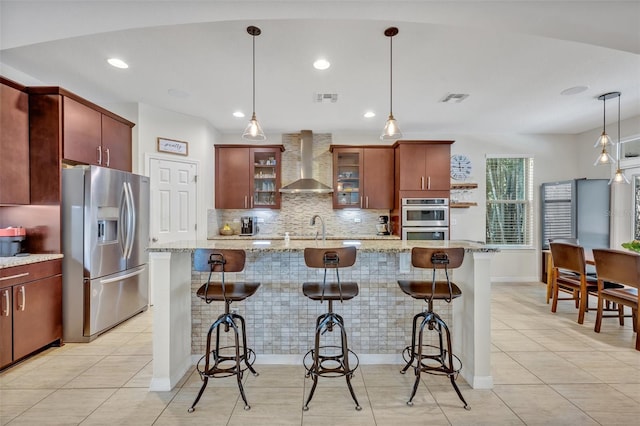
450 154 472 180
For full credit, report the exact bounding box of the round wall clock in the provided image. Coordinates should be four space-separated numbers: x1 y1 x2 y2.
450 154 472 180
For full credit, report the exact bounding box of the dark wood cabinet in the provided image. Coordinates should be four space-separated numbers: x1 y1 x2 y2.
330 146 394 209
0 77 30 205
0 259 62 369
394 141 452 193
29 86 134 173
215 145 284 209
62 96 102 166
102 114 133 172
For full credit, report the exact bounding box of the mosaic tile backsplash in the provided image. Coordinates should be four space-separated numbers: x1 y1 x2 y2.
209 133 390 238
191 250 454 356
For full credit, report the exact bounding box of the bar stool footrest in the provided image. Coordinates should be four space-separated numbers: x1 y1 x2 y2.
402 345 462 378
196 346 257 379
303 345 359 378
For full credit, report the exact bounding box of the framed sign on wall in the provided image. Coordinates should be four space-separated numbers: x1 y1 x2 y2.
157 137 188 156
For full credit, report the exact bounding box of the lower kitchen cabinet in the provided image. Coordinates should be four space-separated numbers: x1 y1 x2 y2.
0 259 62 370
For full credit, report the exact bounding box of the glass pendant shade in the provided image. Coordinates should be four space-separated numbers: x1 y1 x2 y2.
380 27 402 140
594 147 614 166
242 26 266 141
381 114 402 140
609 169 630 185
242 113 266 141
594 131 613 148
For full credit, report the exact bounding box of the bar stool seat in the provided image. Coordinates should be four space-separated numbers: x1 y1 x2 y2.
301 246 361 412
397 247 470 410
188 249 260 413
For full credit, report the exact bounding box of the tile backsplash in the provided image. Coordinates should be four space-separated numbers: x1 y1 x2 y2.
209 133 389 238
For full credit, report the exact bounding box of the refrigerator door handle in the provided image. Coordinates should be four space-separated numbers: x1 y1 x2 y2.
126 181 136 259
100 267 145 284
119 182 129 258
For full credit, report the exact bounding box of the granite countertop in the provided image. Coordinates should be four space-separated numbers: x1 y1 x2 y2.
0 253 64 269
148 239 497 253
209 234 402 241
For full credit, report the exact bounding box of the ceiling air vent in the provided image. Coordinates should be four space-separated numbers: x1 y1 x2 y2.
314 93 338 103
440 93 469 103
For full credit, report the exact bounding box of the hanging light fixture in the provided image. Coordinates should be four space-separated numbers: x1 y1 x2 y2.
593 91 618 166
242 25 266 141
381 27 402 140
609 92 629 185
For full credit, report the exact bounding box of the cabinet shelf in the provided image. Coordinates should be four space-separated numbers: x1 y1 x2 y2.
450 202 478 208
451 182 478 189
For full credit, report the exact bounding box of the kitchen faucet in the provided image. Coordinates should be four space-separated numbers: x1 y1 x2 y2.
310 214 325 241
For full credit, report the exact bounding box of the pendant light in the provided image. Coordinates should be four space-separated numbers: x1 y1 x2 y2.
593 92 617 166
381 27 402 140
242 25 266 141
609 92 629 185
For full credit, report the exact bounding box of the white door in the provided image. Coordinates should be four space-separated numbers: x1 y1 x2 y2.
149 157 197 244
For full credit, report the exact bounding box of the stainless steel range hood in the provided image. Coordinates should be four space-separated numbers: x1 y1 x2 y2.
279 130 333 194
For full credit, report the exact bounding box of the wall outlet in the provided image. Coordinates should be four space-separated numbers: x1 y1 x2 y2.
354 217 361 223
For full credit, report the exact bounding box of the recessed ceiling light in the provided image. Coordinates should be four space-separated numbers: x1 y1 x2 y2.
364 111 376 118
107 58 129 69
167 88 190 98
313 59 330 70
233 111 245 118
560 85 589 96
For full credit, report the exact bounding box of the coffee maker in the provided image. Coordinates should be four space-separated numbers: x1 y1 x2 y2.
376 215 390 235
240 216 258 236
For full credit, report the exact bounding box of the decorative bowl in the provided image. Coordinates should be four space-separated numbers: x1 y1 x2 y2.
219 228 234 236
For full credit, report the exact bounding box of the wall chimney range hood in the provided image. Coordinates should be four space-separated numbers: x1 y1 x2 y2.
279 130 333 194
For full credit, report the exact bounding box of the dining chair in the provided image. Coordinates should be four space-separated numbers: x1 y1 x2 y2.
592 248 640 350
545 238 580 303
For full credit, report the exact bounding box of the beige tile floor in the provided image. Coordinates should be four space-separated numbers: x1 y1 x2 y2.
1 282 639 425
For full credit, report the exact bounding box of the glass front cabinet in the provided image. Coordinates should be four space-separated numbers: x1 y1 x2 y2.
330 145 394 209
251 147 282 208
215 145 284 209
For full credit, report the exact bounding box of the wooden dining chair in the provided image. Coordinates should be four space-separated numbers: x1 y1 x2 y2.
592 249 640 350
549 242 598 324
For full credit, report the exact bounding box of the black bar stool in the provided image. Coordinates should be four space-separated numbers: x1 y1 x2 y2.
302 246 361 411
397 247 470 410
188 249 260 412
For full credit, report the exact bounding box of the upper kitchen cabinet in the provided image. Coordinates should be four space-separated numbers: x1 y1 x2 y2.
215 145 284 209
28 86 134 172
393 140 453 197
0 77 30 205
330 146 394 209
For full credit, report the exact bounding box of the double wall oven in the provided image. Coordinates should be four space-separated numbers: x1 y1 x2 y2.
401 198 449 240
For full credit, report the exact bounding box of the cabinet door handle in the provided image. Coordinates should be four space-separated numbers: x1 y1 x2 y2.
250 196 253 208
366 196 369 209
97 146 102 165
18 285 26 311
2 290 8 316
427 176 431 190
421 176 425 190
360 196 363 208
0 272 29 282
105 148 110 167
244 196 247 209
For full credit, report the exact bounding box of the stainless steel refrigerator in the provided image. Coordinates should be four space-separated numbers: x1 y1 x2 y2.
541 178 610 250
62 165 149 342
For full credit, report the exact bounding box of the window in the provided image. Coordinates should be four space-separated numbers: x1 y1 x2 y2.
486 156 534 246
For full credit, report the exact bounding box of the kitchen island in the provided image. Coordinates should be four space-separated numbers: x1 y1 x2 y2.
147 239 496 392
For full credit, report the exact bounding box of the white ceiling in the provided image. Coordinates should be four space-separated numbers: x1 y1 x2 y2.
1 1 639 137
